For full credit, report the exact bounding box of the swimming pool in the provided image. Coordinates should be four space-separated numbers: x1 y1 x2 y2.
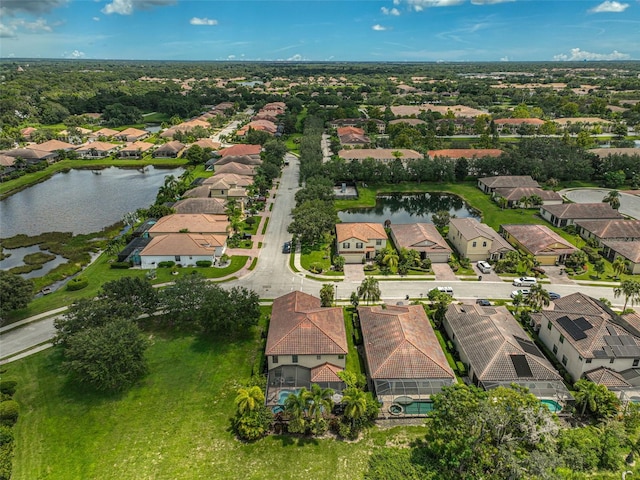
541 399 562 413
389 400 434 415
277 389 300 405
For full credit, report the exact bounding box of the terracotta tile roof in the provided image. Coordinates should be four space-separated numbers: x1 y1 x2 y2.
191 138 221 150
214 155 262 167
336 222 387 243
359 305 455 380
493 187 562 202
183 185 212 198
149 214 229 235
75 141 120 153
217 144 262 157
479 175 540 189
337 126 365 136
117 127 148 138
445 303 562 382
449 218 515 254
541 203 623 220
495 118 545 126
389 223 451 254
0 154 16 166
310 363 343 383
266 291 347 356
502 224 577 256
173 198 227 215
121 141 154 153
338 149 422 162
428 149 503 159
575 219 640 240
92 128 119 138
35 139 75 152
602 240 640 263
539 293 640 359
140 233 226 256
203 173 253 187
585 367 632 388
214 162 257 176
154 141 186 155
339 133 370 145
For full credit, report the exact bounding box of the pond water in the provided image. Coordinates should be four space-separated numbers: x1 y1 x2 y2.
338 193 480 224
0 166 183 238
0 245 68 279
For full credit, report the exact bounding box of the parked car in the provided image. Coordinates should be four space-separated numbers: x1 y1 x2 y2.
477 261 492 274
548 292 561 300
513 276 537 287
511 289 530 298
476 299 491 306
435 286 454 295
282 241 291 254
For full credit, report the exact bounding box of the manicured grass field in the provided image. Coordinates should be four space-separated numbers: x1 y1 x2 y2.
8 323 424 480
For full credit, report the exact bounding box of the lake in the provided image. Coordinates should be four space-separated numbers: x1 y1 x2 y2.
338 193 480 224
0 166 183 238
0 245 68 279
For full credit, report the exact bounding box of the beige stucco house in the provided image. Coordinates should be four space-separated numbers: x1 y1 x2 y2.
447 217 514 262
335 223 388 264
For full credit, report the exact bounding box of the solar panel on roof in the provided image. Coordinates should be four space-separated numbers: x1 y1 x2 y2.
621 336 637 346
557 316 587 341
575 317 593 331
605 336 622 346
606 326 617 336
510 355 533 378
514 336 544 358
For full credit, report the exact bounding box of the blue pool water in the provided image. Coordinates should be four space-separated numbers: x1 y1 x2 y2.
277 389 300 405
541 399 562 412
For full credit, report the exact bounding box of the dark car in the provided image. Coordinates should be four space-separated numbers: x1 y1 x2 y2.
548 292 561 300
282 241 291 254
476 299 491 306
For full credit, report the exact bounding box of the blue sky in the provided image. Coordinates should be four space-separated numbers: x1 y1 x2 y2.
1 0 639 61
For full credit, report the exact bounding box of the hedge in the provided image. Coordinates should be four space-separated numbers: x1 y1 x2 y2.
196 260 212 267
109 261 132 269
0 383 16 397
0 401 19 426
66 277 88 291
158 261 175 268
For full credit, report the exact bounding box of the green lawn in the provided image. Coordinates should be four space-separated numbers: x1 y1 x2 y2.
343 308 365 376
8 324 424 480
300 242 336 275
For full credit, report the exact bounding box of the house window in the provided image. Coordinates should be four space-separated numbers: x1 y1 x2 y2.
562 355 567 366
472 241 477 247
272 356 278 364
342 242 350 249
376 239 382 246
338 354 344 359
559 335 564 344
586 358 592 364
547 321 552 330
482 241 487 247
634 359 640 367
292 355 298 363
552 345 558 354
317 355 321 360
175 256 181 262
610 358 615 364
578 355 583 362
356 243 363 249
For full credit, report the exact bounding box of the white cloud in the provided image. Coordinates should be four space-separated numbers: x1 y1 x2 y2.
471 0 515 4
589 0 629 12
381 6 401 15
227 55 236 59
102 0 175 16
553 47 630 61
16 18 53 33
68 49 85 58
372 24 388 31
405 0 465 10
500 56 509 61
190 17 218 26
93 16 100 21
287 53 304 61
0 23 17 38
1 0 67 16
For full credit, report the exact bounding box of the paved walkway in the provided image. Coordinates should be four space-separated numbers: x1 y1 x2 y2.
432 263 457 281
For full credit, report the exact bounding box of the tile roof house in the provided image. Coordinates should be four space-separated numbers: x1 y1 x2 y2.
477 175 540 194
448 217 514 262
494 118 545 132
213 162 257 176
153 140 185 158
265 291 347 405
602 240 640 275
74 141 120 158
203 173 253 188
172 197 227 215
501 224 577 266
90 128 119 140
444 303 569 399
34 139 76 152
148 214 230 237
190 138 221 151
3 148 58 164
335 222 388 264
119 141 155 158
540 203 624 228
534 293 640 383
202 177 248 201
575 219 640 245
139 233 226 269
359 304 456 410
338 149 422 164
329 118 386 133
428 149 503 160
213 155 263 169
492 187 563 208
389 223 452 263
115 128 149 142
216 144 262 158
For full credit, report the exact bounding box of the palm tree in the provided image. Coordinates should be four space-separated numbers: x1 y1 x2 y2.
603 190 621 210
525 284 551 312
612 256 628 279
614 280 640 311
573 379 600 416
358 276 381 305
519 255 536 276
225 199 243 234
342 388 367 429
496 196 509 210
519 196 531 209
512 292 524 316
306 384 334 423
235 386 264 415
284 388 310 433
382 250 399 270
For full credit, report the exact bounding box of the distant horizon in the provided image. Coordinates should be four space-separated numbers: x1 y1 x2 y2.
1 1 638 62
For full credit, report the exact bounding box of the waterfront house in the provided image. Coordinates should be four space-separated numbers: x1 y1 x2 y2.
447 217 514 261
335 222 388 264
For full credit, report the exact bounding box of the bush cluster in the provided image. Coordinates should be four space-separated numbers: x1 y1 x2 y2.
0 380 18 480
66 277 88 291
109 261 132 269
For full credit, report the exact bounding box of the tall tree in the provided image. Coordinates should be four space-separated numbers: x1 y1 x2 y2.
524 283 551 312
614 280 640 311
235 386 265 415
342 387 367 429
358 277 381 305
0 271 34 320
603 190 621 210
320 283 335 307
612 256 628 279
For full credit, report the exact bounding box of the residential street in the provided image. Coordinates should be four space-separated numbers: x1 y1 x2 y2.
0 152 636 363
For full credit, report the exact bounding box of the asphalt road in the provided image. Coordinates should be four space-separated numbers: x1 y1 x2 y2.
0 151 635 362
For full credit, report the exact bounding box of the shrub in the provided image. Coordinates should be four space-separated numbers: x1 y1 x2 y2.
196 260 212 267
66 277 88 291
0 401 19 426
109 261 132 269
0 441 13 480
157 261 175 268
0 382 16 397
309 262 323 274
0 426 13 446
233 406 272 441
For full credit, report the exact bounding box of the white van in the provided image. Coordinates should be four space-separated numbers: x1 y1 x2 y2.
477 261 492 274
435 286 454 295
512 277 537 287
